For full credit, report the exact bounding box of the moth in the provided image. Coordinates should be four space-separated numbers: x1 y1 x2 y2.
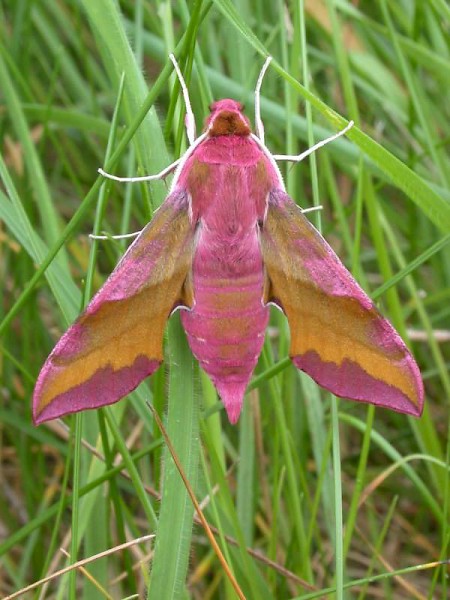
33 56 424 425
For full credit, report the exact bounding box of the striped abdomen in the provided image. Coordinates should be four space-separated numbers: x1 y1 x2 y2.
181 227 268 423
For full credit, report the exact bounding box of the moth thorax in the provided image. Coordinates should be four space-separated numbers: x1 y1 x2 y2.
209 111 251 137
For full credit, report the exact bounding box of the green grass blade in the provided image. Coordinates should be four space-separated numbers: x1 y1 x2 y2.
147 316 199 599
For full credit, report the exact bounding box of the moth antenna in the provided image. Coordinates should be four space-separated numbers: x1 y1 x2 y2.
169 53 196 145
98 159 180 183
254 56 272 145
273 120 354 163
301 205 323 214
89 231 142 241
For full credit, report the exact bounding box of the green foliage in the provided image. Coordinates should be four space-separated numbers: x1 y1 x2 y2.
0 1 449 598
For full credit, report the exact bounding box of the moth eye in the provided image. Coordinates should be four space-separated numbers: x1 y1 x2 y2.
208 103 215 112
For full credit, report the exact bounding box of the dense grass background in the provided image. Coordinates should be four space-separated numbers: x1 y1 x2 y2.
1 0 449 598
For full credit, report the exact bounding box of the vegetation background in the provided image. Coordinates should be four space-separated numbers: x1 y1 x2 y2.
1 0 449 598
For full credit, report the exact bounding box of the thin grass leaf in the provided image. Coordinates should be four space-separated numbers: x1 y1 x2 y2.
147 317 199 599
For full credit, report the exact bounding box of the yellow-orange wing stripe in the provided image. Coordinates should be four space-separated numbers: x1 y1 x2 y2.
33 192 195 423
261 190 423 416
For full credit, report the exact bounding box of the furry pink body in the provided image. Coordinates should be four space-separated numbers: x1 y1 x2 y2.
178 136 279 422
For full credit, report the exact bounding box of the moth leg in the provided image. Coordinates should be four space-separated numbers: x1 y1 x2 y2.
89 231 142 241
272 120 354 163
169 53 196 145
254 56 272 145
98 158 181 183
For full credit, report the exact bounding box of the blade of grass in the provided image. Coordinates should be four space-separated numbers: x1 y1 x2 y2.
150 401 246 600
294 558 450 600
80 0 169 201
146 316 199 600
0 45 68 262
379 0 449 187
339 413 443 524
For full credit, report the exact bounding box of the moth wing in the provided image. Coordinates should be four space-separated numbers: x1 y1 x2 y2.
33 192 195 424
260 190 423 416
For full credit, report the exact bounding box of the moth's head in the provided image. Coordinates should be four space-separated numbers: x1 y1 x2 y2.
205 99 251 137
